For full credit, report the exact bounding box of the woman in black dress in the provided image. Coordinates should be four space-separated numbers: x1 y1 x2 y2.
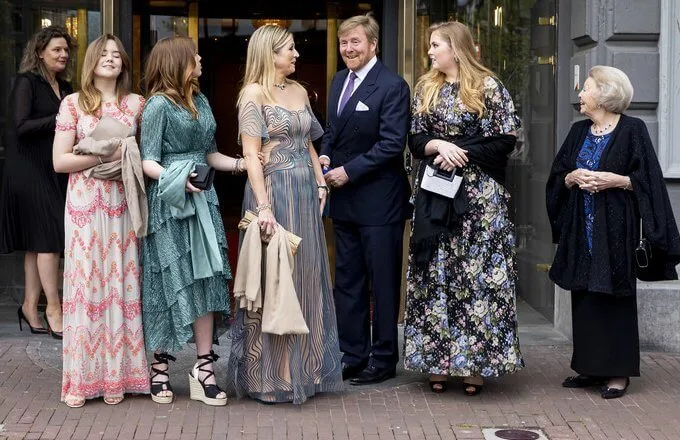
0 26 74 338
546 66 680 399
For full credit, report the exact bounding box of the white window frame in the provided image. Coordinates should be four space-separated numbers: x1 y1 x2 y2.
658 0 680 177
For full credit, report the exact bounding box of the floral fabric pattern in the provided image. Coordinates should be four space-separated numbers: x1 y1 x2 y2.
404 77 524 377
575 132 611 251
57 93 150 400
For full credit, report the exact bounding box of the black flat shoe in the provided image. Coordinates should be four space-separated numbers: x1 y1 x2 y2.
17 306 48 334
600 378 630 399
562 374 606 388
429 380 448 393
463 382 483 396
349 364 396 385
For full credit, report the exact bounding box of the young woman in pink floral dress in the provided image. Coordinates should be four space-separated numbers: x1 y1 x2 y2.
53 34 149 408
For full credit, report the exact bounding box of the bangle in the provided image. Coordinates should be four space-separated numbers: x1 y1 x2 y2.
255 203 271 213
232 158 243 174
318 184 329 193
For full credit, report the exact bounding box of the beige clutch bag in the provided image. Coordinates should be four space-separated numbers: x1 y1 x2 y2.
238 210 301 256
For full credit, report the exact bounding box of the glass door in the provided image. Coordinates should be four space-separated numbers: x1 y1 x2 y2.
132 1 383 226
414 0 558 321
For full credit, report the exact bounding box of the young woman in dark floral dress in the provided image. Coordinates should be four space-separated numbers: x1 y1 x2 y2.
404 21 524 395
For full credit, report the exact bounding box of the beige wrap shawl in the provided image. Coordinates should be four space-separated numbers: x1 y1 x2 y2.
73 116 148 237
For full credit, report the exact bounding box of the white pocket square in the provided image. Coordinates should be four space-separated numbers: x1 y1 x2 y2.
355 101 370 111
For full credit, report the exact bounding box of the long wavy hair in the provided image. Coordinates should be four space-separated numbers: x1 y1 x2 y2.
237 25 299 107
144 36 200 118
19 26 75 81
414 21 495 117
78 34 131 116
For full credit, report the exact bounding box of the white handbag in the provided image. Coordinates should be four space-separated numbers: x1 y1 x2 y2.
420 164 464 199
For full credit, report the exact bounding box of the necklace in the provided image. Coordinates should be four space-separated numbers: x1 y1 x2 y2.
273 82 286 91
592 119 613 135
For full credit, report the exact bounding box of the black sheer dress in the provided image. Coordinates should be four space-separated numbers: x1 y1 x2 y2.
0 72 72 253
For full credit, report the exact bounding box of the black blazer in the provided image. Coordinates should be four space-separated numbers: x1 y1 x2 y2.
320 60 411 225
546 115 680 295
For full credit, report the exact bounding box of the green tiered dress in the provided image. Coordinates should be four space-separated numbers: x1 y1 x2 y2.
140 94 231 352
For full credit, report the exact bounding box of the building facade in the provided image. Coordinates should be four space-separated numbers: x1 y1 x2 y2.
1 0 678 349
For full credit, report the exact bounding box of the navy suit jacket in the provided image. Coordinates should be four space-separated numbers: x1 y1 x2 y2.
320 60 411 225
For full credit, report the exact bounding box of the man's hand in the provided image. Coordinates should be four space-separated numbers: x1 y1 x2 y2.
324 166 349 188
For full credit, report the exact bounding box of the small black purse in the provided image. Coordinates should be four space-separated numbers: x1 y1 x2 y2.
635 219 651 269
190 164 215 190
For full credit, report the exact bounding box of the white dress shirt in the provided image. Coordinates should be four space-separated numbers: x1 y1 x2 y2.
336 56 378 114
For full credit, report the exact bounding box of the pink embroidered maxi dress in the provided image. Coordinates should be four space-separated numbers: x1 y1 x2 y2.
57 94 149 401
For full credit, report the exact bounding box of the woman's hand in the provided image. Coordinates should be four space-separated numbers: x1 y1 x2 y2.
564 168 590 189
257 207 277 243
185 173 202 193
318 186 328 214
433 140 468 170
578 171 629 193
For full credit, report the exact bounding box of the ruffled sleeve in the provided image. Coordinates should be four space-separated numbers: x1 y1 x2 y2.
55 94 78 133
140 95 167 162
480 77 521 137
308 106 325 141
237 86 269 145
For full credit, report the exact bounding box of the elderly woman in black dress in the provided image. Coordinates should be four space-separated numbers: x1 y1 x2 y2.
0 26 74 339
546 65 680 399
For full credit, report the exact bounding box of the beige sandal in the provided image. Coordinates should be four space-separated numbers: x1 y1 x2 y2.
64 395 85 408
103 396 124 405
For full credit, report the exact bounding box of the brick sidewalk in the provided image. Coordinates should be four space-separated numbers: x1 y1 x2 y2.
2 309 680 439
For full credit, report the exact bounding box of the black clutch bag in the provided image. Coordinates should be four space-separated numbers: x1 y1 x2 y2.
190 164 215 190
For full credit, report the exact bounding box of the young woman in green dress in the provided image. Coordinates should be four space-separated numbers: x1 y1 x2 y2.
140 36 245 406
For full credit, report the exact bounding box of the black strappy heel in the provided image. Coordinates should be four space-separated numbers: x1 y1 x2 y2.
150 352 176 404
188 350 227 406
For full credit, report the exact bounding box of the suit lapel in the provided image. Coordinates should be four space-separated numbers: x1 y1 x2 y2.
329 70 348 126
334 61 382 138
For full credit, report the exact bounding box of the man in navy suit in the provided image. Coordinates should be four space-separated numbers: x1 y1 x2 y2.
320 14 411 385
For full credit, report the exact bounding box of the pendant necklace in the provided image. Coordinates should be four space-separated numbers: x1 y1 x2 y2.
274 82 286 91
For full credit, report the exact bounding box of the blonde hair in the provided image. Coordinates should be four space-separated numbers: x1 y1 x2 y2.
338 14 380 53
589 65 634 113
237 25 298 106
144 36 200 118
78 34 130 116
414 21 494 116
19 26 75 82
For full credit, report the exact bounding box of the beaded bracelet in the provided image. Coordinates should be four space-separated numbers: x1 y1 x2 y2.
255 203 272 213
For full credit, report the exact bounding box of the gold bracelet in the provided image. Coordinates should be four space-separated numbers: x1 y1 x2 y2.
625 177 632 191
255 203 271 213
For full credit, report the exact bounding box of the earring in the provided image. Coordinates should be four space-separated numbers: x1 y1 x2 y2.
454 56 460 63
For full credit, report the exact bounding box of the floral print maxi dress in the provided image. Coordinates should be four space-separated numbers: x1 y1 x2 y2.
404 77 525 378
57 94 150 401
